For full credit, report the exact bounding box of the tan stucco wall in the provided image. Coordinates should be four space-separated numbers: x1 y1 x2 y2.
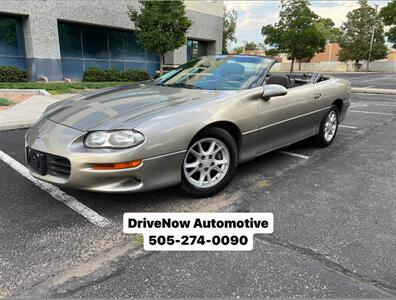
185 1 224 17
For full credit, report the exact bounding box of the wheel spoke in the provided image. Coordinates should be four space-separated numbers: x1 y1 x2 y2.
187 168 198 177
197 143 205 155
190 149 200 158
207 141 216 154
213 145 223 154
185 161 199 169
212 166 223 174
198 171 206 185
215 159 227 166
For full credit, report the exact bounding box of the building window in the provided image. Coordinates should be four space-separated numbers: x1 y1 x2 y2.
0 15 26 69
187 39 207 61
58 22 160 79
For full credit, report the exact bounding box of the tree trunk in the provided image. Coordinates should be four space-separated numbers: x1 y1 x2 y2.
298 60 302 71
290 58 295 73
159 54 164 76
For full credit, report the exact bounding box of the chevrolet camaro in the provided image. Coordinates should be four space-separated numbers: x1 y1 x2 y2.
25 55 351 197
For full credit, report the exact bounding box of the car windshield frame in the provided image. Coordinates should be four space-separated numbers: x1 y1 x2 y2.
154 55 275 91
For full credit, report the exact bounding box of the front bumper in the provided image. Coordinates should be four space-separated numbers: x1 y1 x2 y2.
25 118 185 193
339 99 351 123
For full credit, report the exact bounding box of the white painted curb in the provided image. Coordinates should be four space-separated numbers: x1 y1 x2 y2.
352 87 396 95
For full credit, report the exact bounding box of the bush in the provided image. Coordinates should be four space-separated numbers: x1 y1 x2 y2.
0 97 15 106
0 66 28 83
82 67 150 82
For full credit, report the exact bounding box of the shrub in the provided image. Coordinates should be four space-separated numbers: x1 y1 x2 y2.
0 98 16 106
82 67 150 82
0 66 28 82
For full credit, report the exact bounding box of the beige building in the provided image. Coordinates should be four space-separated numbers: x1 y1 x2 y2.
387 49 396 62
310 43 341 63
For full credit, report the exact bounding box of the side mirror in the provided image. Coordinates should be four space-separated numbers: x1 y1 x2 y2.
262 84 287 100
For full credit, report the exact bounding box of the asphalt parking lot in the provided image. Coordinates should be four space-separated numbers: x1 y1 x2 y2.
0 92 395 297
327 72 396 89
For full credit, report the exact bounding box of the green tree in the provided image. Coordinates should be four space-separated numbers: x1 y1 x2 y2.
223 7 238 54
232 46 244 54
380 0 396 48
128 0 192 74
338 0 387 70
244 42 258 51
261 0 326 72
316 18 342 43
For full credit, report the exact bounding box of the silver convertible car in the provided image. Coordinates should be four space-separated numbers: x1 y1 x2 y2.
25 55 351 197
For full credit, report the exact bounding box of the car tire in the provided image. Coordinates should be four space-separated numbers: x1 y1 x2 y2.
180 127 238 198
314 105 339 147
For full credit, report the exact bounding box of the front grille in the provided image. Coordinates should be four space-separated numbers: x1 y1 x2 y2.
46 154 71 179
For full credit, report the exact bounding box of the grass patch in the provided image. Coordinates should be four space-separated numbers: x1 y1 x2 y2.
133 234 144 246
0 82 132 95
0 97 15 106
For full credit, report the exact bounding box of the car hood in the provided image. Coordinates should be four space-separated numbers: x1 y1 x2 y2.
44 83 227 131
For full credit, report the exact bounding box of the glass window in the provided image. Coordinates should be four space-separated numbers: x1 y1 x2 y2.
82 27 108 59
187 39 207 61
125 62 145 71
124 32 144 62
110 61 124 70
155 55 273 90
0 15 25 68
58 22 158 78
61 59 83 79
58 23 82 58
109 31 124 60
0 57 25 68
85 60 109 70
146 50 160 63
146 62 160 76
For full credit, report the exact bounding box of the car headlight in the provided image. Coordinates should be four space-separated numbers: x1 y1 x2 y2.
84 130 145 149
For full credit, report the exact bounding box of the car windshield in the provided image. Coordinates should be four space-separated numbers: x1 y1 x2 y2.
154 55 274 90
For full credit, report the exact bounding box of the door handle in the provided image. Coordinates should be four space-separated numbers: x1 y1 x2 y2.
314 93 321 100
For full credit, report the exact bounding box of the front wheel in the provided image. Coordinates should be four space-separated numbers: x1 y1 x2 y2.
314 105 339 147
180 127 238 198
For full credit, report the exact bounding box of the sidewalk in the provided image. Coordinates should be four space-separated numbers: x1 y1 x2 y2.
0 95 62 131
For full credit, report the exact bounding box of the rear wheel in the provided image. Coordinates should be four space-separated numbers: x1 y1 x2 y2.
180 127 238 198
314 105 338 147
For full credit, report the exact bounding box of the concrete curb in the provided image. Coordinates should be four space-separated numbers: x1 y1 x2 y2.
0 89 51 96
0 123 33 132
351 87 396 95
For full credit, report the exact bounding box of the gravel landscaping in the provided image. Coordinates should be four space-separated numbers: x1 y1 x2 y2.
0 94 35 111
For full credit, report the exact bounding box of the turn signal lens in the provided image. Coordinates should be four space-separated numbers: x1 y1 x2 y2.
92 160 142 170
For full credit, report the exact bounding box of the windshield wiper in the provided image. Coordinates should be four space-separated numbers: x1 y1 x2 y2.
165 83 203 89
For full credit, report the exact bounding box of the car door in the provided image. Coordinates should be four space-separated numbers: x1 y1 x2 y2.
256 83 324 155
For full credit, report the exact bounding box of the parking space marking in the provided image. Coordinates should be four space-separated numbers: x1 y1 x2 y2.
277 150 309 160
368 103 396 107
339 125 357 129
349 110 395 116
0 150 111 227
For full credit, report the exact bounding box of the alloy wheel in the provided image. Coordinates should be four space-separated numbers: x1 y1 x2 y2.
183 138 230 188
324 110 337 142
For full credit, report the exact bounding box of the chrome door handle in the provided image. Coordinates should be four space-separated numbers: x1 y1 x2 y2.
314 93 321 100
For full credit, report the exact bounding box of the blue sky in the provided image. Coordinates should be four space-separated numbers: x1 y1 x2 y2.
224 0 391 49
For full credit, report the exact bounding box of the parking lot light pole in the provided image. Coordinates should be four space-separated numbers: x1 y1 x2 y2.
367 4 379 72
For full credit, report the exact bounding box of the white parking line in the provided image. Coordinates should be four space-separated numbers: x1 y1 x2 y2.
277 150 309 160
349 110 395 116
368 103 396 107
339 125 357 129
0 150 111 227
